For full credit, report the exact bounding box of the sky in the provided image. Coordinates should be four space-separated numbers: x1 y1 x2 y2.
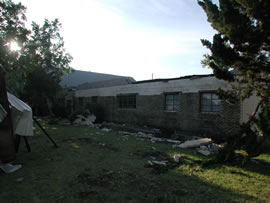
14 0 217 81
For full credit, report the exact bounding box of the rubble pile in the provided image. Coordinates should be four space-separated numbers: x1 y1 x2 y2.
145 153 183 174
73 114 96 126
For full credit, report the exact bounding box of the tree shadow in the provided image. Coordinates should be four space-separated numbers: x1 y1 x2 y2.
200 152 270 177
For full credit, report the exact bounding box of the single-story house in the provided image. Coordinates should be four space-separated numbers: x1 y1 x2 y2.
68 74 259 138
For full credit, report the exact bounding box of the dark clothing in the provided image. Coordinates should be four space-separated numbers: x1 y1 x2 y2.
0 67 16 163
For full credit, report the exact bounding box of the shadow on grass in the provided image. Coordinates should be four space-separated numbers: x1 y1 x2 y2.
3 123 263 202
200 152 270 177
70 164 256 202
242 158 270 177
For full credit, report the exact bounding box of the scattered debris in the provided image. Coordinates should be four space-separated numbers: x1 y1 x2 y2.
73 114 96 126
175 138 212 149
101 122 160 136
173 154 181 163
197 149 211 156
196 143 224 156
101 128 111 132
150 160 168 166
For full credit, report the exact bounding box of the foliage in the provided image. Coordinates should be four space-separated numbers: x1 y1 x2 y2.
198 0 270 160
0 0 30 94
25 19 72 84
0 0 72 115
22 19 72 115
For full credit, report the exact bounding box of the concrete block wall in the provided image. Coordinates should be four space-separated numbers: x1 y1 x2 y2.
76 93 240 138
74 76 241 138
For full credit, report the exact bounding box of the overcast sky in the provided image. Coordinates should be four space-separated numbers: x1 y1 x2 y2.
14 0 216 81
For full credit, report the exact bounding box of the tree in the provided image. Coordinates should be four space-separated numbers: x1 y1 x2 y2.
0 0 30 94
1 0 72 115
22 19 72 115
198 0 270 161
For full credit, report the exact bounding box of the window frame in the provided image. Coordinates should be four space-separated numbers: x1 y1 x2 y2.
117 94 137 109
164 92 180 112
200 92 221 113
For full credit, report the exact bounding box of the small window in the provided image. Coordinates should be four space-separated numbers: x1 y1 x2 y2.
165 93 180 112
118 94 136 109
200 93 221 112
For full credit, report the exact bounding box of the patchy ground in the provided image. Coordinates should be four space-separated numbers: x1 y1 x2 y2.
0 121 269 202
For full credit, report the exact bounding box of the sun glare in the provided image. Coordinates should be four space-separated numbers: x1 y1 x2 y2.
10 41 21 51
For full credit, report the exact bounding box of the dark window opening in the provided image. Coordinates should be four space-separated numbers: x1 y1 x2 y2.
165 93 180 112
200 93 221 112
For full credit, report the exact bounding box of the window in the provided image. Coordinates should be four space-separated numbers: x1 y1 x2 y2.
118 94 136 109
165 93 180 112
200 93 221 112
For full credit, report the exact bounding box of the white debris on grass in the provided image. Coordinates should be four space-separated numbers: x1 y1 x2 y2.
148 160 168 166
175 138 212 149
101 128 111 132
173 154 181 163
73 114 96 126
196 143 224 156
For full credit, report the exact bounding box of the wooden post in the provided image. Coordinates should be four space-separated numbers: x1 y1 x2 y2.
0 64 16 163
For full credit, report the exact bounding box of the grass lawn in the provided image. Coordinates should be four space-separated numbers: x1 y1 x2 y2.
0 121 270 203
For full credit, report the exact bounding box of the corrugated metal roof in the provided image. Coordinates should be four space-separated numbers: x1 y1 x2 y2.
59 70 136 88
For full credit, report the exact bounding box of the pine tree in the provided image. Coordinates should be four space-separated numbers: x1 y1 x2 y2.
198 0 270 161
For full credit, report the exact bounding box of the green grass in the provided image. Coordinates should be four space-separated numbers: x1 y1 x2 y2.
0 122 270 202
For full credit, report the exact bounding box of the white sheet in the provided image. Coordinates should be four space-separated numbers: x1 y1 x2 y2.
7 92 33 136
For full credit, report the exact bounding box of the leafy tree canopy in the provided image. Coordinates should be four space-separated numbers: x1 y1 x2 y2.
0 0 72 115
199 0 270 161
0 0 30 94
